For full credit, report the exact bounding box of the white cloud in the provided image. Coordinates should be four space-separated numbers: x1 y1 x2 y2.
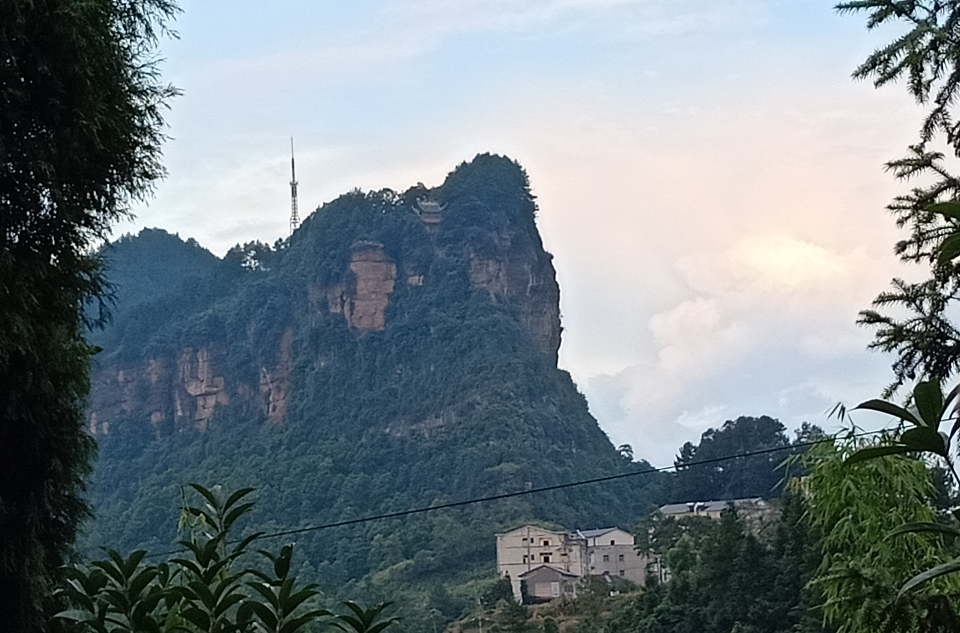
583 232 903 466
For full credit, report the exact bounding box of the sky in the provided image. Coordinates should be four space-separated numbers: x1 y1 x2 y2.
120 0 937 467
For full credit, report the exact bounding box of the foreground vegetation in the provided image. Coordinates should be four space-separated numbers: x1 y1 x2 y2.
81 156 664 633
16 1 960 632
58 484 400 633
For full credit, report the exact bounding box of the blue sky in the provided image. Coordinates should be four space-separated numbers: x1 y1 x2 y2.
122 0 930 466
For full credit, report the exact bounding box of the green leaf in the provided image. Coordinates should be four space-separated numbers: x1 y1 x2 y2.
247 569 273 583
249 582 283 611
899 561 960 596
335 614 365 633
222 487 256 513
222 502 255 532
900 426 948 456
128 567 159 597
275 545 293 579
53 608 98 623
91 558 125 586
344 601 369 620
853 399 924 427
937 233 960 265
913 379 944 427
887 522 960 539
189 483 222 513
213 591 246 616
844 445 914 465
237 602 254 625
246 600 279 629
280 612 331 633
187 579 216 608
366 618 402 633
279 577 295 603
187 506 219 531
171 557 203 578
282 587 321 614
122 550 148 578
927 201 960 222
180 605 211 631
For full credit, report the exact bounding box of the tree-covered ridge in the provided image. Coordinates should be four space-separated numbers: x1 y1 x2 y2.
83 154 660 631
669 416 822 503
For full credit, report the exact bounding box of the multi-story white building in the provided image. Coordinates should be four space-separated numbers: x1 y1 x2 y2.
495 525 648 601
578 527 646 581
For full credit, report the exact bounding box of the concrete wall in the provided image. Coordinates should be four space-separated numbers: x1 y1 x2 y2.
496 526 585 600
586 544 647 584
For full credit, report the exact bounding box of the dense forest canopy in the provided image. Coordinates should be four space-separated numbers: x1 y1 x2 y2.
81 154 823 631
84 155 662 629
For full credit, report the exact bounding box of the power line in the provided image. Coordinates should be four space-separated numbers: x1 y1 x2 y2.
145 430 879 559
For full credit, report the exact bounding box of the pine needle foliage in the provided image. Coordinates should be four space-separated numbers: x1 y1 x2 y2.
838 1 960 392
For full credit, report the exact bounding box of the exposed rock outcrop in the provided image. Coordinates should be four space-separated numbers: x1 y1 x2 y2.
343 241 396 331
87 154 563 437
176 347 228 432
89 347 230 436
467 246 561 362
260 329 293 423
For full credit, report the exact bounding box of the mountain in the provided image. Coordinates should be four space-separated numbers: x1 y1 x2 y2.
83 154 662 625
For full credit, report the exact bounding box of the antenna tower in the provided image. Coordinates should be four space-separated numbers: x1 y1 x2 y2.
289 137 300 235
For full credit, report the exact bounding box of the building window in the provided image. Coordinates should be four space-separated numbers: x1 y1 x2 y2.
522 555 528 563
619 570 625 577
602 554 609 562
541 554 551 563
521 538 527 543
610 540 616 546
551 582 560 597
542 539 550 547
618 554 625 562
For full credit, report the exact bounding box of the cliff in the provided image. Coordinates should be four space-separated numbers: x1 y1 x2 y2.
88 155 562 435
84 154 658 627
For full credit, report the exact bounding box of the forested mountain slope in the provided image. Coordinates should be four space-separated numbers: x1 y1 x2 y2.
83 154 661 622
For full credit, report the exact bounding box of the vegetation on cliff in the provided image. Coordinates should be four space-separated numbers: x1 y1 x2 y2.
84 154 833 632
84 155 661 631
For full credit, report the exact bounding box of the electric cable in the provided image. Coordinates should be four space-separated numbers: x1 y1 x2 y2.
142 428 882 559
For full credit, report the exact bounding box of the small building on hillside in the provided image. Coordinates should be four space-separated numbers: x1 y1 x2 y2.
496 525 584 583
518 565 579 602
415 199 443 225
495 525 648 601
659 498 777 531
659 497 771 520
579 527 647 581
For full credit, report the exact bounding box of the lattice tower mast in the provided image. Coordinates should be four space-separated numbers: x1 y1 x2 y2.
289 137 300 235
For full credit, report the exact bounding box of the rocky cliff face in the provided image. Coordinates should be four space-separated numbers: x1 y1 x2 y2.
87 154 563 437
468 249 560 360
84 156 649 601
333 241 398 331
